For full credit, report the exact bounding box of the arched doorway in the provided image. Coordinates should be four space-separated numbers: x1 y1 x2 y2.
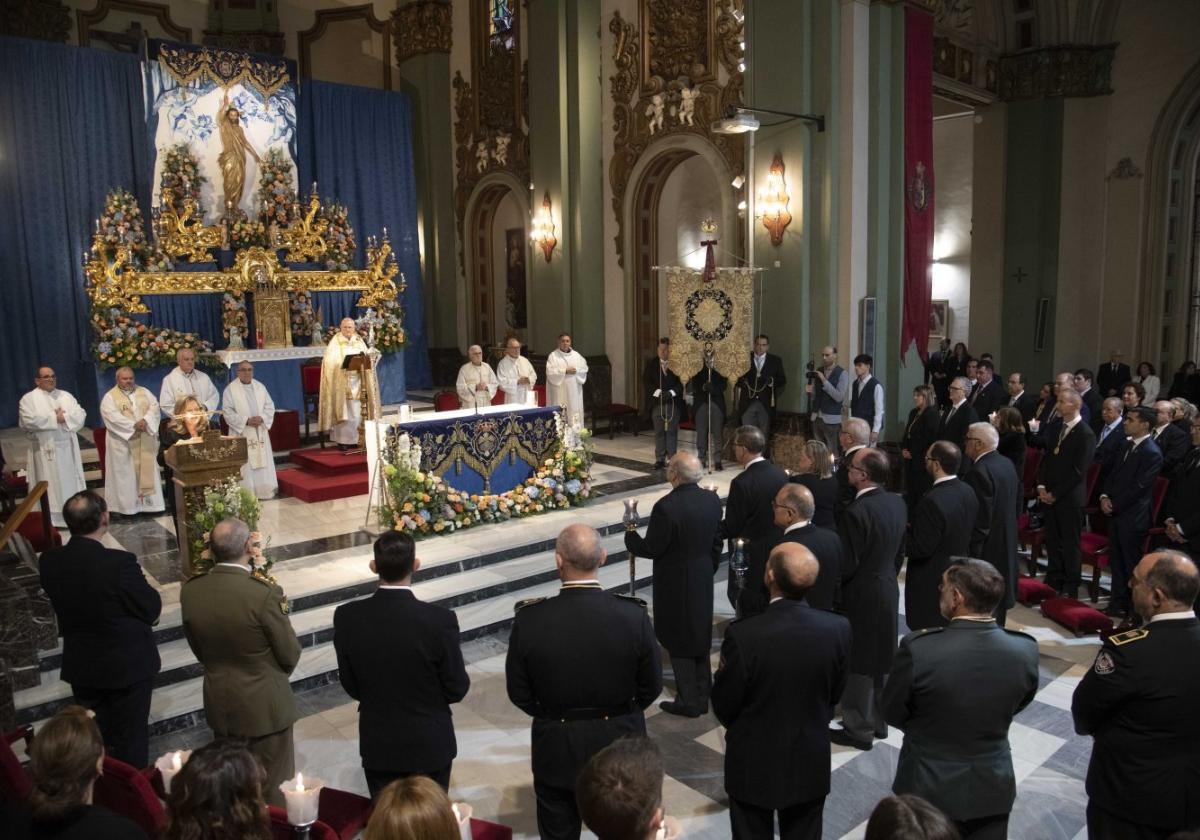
624 137 734 405
464 175 529 348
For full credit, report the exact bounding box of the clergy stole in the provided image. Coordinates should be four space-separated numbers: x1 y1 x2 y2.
228 382 268 469
901 5 934 362
108 387 158 497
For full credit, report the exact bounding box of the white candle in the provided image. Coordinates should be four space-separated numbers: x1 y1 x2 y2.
451 803 473 840
154 749 190 795
525 390 537 407
279 771 323 826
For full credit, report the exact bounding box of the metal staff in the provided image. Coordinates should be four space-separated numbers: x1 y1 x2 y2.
623 498 640 595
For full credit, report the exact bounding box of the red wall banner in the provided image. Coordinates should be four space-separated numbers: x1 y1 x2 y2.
901 6 934 364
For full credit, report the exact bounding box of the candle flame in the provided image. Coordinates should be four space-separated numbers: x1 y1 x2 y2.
296 771 304 792
171 752 182 771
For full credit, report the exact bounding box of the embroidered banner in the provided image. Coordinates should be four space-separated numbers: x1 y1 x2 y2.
901 7 935 363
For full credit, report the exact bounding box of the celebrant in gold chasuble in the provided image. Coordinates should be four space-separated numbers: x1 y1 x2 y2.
319 318 378 448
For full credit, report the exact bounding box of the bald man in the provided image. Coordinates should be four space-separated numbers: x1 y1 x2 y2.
772 483 842 611
625 453 722 716
1073 551 1200 839
456 344 499 409
506 524 662 839
713 543 852 840
159 347 219 417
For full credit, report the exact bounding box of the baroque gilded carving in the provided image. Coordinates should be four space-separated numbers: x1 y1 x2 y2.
608 2 745 267
392 0 452 64
999 45 1115 101
0 0 69 42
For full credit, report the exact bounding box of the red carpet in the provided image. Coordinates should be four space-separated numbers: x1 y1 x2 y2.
277 447 370 502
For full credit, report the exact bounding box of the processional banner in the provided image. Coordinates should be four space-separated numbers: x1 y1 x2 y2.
144 41 298 222
665 261 755 383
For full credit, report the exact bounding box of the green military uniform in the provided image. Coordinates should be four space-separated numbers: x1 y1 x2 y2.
181 565 301 806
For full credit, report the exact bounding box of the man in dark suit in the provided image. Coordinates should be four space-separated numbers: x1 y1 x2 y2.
1096 350 1132 397
938 377 978 455
1037 387 1098 598
1094 397 1128 476
884 559 1039 840
1098 406 1164 622
1073 551 1200 839
835 418 871 513
772 483 842 610
963 423 1021 627
904 441 978 631
642 337 687 470
713 543 852 840
181 518 301 806
832 448 908 750
1152 400 1191 477
333 530 470 796
624 453 722 717
926 338 952 407
736 334 786 440
1162 420 1200 561
1004 372 1038 423
719 425 788 617
38 490 161 768
506 524 663 840
688 351 728 470
969 360 1004 418
1075 369 1104 434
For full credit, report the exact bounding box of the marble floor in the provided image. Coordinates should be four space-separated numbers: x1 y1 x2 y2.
3 420 1100 839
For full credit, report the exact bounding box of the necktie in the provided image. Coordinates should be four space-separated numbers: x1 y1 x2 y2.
1100 425 1110 444
1124 442 1137 463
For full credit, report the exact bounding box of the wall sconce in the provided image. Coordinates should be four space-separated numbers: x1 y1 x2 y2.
530 191 557 262
756 154 792 246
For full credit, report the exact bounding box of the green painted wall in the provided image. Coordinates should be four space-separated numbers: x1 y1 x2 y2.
1001 99 1063 388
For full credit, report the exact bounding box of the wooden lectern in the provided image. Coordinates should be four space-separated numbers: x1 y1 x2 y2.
343 352 373 448
163 429 248 578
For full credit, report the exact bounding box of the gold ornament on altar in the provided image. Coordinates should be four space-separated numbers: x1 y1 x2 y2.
271 187 329 263
153 188 227 262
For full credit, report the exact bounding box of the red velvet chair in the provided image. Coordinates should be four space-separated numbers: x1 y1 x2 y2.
93 756 166 838
1088 476 1171 602
1040 596 1113 636
471 817 516 839
269 805 340 839
1022 448 1043 500
434 391 459 412
301 362 325 447
594 404 639 438
533 383 547 407
491 389 506 406
0 726 33 805
15 512 62 554
93 427 107 481
316 786 374 840
1019 462 1100 577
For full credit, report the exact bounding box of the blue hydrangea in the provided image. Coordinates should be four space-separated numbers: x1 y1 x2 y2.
97 341 112 355
526 486 540 499
543 478 557 490
565 479 582 495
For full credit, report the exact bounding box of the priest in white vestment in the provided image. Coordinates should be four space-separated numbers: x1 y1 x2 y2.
546 333 589 428
100 367 165 514
497 337 538 405
159 347 220 417
319 318 371 450
18 367 87 527
221 361 278 499
456 345 499 409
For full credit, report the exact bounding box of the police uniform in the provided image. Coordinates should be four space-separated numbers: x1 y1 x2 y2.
505 580 663 840
180 564 302 807
1072 615 1200 839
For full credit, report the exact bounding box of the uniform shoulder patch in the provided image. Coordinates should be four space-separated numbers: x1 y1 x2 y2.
1109 627 1149 646
614 593 648 609
908 627 946 642
1002 627 1038 644
1093 650 1116 675
514 596 546 613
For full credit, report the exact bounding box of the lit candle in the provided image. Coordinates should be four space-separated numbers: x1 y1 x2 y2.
451 803 473 840
154 749 190 795
279 771 323 826
94 219 100 233
381 226 388 240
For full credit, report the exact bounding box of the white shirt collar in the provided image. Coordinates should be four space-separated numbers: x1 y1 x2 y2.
951 399 966 409
1011 390 1024 401
1130 432 1151 445
215 562 250 573
854 485 878 499
1149 610 1196 624
844 445 865 458
858 372 873 383
783 520 811 534
769 595 784 604
745 455 765 468
1154 423 1169 434
933 475 957 485
1063 415 1082 431
378 584 412 591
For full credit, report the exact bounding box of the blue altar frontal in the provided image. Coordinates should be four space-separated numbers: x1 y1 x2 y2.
396 405 562 496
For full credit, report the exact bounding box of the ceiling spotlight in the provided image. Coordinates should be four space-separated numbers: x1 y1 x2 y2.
731 175 745 189
711 111 760 135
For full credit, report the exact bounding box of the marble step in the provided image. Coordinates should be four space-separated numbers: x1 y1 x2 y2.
17 553 665 736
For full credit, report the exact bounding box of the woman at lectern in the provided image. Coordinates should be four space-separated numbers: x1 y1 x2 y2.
158 395 214 515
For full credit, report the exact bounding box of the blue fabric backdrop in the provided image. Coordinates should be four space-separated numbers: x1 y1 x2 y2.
0 38 429 429
296 80 430 390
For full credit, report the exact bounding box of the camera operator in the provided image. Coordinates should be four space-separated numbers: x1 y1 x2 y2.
807 346 847 456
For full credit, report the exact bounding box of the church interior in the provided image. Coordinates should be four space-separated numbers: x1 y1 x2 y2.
2 1 1200 838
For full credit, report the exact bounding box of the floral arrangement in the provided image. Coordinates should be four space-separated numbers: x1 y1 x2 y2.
321 301 406 351
290 290 317 338
257 147 297 227
98 188 171 271
188 479 276 587
227 210 269 250
91 308 212 370
320 201 356 271
379 414 593 538
222 292 248 341
159 143 206 216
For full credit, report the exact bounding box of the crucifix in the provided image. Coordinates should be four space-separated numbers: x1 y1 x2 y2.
1012 267 1028 284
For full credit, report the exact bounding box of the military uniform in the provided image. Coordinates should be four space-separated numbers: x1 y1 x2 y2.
505 580 663 840
882 619 1039 839
181 565 301 807
1072 615 1200 839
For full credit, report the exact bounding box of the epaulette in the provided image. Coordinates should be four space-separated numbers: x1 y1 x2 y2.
514 596 546 613
1108 627 1149 646
908 627 946 642
1003 627 1037 643
614 593 648 609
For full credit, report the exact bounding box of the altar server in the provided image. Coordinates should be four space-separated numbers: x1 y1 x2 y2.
320 318 370 450
497 337 538 405
159 347 219 417
18 367 87 527
546 332 588 428
100 367 165 515
456 345 499 409
222 361 278 499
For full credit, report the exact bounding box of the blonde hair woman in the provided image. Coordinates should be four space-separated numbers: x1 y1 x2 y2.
364 776 459 840
787 438 837 529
